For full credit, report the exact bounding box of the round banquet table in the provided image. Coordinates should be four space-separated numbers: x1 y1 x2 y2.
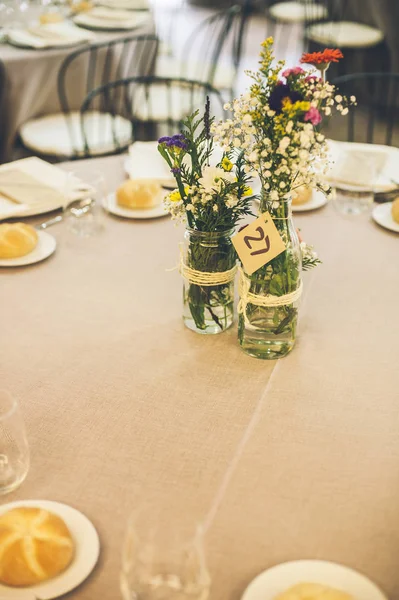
1 154 399 600
0 14 155 163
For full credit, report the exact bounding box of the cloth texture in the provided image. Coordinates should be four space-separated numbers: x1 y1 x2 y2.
1 154 398 600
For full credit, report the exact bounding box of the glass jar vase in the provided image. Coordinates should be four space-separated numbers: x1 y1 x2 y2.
238 193 302 359
182 228 236 334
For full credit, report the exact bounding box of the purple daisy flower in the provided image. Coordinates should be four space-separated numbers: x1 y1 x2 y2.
268 84 303 114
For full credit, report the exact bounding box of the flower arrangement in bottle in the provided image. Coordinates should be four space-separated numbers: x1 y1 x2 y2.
158 100 255 334
211 39 355 357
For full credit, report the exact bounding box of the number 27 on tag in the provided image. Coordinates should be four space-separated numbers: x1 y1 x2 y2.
232 212 286 275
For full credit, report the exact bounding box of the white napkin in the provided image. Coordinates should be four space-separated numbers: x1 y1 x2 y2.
0 157 87 220
74 7 148 27
96 0 149 9
327 140 399 192
127 142 177 187
7 22 95 48
88 6 140 19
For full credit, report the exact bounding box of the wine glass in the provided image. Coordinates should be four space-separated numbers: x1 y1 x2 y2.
0 390 30 495
331 150 377 217
121 505 210 600
63 166 106 237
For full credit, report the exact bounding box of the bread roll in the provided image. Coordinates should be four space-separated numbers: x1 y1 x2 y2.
275 582 354 600
0 223 38 259
116 179 162 209
0 507 74 587
391 197 399 224
39 12 64 23
292 185 312 206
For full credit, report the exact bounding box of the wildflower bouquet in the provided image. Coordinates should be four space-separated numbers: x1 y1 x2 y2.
211 39 355 358
158 101 255 334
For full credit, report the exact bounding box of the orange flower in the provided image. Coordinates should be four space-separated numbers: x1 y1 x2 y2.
300 49 344 65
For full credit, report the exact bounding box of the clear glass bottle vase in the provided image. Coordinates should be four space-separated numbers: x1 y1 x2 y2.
182 228 236 335
238 193 302 359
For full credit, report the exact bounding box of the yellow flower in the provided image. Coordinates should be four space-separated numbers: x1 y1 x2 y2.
221 157 233 172
169 189 181 203
243 186 253 196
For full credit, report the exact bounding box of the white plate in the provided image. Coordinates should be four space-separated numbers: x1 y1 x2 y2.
73 9 148 29
103 191 168 219
0 499 100 599
292 190 328 212
242 560 387 600
372 202 399 233
0 231 56 267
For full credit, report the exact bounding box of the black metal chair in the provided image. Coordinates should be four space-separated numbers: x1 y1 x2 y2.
78 75 225 156
19 34 159 159
303 0 386 78
155 3 251 100
327 73 399 146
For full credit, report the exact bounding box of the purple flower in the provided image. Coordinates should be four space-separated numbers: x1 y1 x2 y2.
304 106 322 125
158 134 188 151
282 67 305 78
269 84 303 114
171 167 181 175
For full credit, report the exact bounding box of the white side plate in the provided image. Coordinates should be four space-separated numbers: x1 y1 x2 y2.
372 202 399 233
0 499 100 599
103 191 168 219
242 560 387 600
292 190 328 212
0 231 56 267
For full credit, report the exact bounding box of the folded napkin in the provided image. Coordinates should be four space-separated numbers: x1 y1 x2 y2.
327 140 398 192
127 142 176 187
0 157 87 220
8 22 95 48
88 6 139 19
96 0 149 9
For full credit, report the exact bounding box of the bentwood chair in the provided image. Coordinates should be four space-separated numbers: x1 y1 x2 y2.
19 34 158 159
78 76 225 156
302 0 385 78
156 3 251 100
327 73 399 147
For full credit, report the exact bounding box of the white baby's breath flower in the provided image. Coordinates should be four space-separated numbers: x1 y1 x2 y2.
270 190 279 201
335 94 342 102
233 138 241 148
341 107 349 115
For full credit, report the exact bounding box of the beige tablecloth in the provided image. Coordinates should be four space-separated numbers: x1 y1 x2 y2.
0 15 155 163
1 154 399 599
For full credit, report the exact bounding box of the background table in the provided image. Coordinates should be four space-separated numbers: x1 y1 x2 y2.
0 15 155 163
1 154 399 599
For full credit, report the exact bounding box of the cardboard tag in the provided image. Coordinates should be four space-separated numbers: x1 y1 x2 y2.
232 212 286 275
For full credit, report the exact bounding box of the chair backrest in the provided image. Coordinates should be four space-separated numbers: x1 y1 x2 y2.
57 33 159 115
79 75 225 156
329 72 399 146
174 4 249 93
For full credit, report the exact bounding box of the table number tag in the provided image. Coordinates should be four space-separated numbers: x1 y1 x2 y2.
232 212 286 275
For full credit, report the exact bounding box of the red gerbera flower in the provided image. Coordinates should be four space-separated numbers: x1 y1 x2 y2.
300 48 344 65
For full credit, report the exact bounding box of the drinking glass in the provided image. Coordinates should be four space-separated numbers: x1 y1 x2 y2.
121 505 210 600
332 183 375 217
0 391 30 495
63 167 106 237
331 151 376 217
